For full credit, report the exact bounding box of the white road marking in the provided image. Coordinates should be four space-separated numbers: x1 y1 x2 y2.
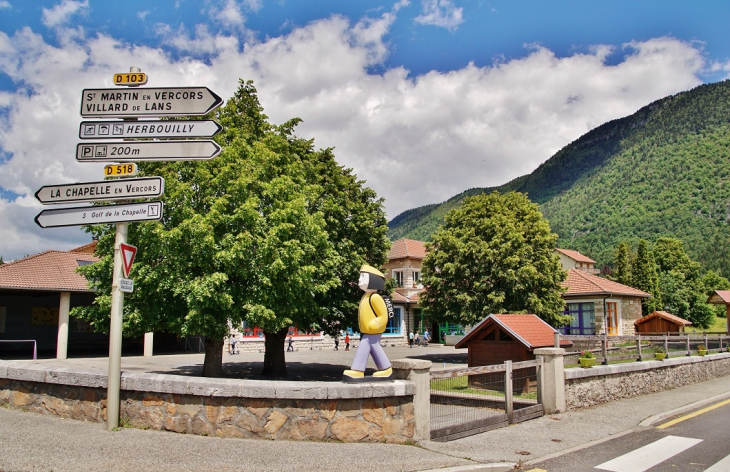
594 435 703 472
705 452 730 472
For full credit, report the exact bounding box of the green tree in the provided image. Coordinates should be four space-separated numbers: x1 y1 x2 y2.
632 240 662 315
611 241 632 285
420 192 569 327
73 80 388 378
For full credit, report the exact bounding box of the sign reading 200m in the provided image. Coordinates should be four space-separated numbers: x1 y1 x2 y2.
80 87 223 118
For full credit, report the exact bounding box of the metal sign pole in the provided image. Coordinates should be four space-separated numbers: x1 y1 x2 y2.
107 220 127 431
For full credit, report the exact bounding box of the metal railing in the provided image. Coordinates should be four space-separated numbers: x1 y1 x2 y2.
184 336 205 353
0 340 37 360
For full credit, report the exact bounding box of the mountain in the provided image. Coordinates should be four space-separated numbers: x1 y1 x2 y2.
387 80 730 275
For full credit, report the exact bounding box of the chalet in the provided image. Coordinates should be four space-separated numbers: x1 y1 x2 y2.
555 248 599 274
383 238 426 343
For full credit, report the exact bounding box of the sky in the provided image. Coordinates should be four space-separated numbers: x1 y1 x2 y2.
1 0 729 261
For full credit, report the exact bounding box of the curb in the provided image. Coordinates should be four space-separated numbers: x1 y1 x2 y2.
418 463 517 472
638 389 730 427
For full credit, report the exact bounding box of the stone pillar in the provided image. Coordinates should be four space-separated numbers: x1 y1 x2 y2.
392 358 432 441
143 332 153 357
534 347 565 414
56 292 71 360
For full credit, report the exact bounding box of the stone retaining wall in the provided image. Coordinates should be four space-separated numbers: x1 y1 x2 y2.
565 352 730 410
0 360 417 443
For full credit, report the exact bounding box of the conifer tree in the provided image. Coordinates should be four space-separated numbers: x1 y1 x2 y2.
612 241 632 285
632 240 662 315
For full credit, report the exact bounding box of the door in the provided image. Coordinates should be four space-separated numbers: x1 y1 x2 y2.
606 301 619 336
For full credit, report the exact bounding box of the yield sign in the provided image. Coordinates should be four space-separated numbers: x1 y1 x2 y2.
120 243 137 278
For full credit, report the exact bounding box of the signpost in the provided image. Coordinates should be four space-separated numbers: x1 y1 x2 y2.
76 140 221 162
34 67 223 432
80 87 223 117
35 177 164 204
80 120 222 139
34 201 163 228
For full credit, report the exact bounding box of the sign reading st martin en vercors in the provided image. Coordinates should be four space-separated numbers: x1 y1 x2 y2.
76 140 222 162
35 177 164 204
79 120 222 139
80 87 223 117
34 201 163 228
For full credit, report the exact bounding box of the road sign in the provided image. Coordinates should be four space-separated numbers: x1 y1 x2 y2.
35 177 164 204
104 163 138 177
80 87 223 118
119 278 134 293
120 243 137 278
34 201 163 228
79 120 222 139
113 72 147 86
76 141 221 162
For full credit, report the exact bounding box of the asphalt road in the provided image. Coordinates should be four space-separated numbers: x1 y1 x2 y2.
523 400 730 471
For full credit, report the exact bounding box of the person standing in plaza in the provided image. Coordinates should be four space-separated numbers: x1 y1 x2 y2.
345 333 350 351
409 330 414 347
334 335 340 350
424 329 430 346
287 336 294 352
414 331 420 347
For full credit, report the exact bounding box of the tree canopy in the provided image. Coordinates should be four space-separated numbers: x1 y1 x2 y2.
420 191 569 327
73 80 389 377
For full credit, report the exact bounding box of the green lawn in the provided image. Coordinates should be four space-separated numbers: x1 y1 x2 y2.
686 315 727 333
430 376 538 400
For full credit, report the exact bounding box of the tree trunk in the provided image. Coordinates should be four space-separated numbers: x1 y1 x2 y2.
202 336 224 378
261 327 289 378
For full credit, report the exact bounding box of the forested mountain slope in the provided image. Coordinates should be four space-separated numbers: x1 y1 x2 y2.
387 80 730 275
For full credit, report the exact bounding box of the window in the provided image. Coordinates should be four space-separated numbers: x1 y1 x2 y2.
561 302 595 335
394 271 404 287
606 301 619 335
412 271 420 283
384 306 402 335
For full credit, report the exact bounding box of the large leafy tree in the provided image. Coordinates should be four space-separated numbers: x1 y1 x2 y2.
420 191 569 327
73 80 388 377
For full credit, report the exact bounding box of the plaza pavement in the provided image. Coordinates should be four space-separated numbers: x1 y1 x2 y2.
2 344 730 472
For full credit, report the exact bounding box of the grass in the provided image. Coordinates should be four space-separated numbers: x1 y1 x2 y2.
686 315 727 333
430 376 538 400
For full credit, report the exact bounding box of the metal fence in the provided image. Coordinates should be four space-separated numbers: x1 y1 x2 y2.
429 359 543 441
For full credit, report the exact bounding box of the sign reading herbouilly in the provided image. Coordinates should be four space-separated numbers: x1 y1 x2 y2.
80 87 223 117
80 120 222 139
35 177 164 204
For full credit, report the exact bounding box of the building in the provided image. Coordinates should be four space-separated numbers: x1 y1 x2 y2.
555 248 599 274
561 268 651 336
634 311 692 334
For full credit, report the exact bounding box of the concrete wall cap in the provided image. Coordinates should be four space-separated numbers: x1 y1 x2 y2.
391 358 432 370
565 352 730 380
534 348 566 356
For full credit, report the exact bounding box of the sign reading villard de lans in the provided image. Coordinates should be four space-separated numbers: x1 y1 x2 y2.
80 87 223 117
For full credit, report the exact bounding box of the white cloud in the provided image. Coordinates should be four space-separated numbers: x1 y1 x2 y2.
137 10 151 21
0 9 708 260
213 0 246 28
41 0 89 28
415 0 464 32
0 2 11 10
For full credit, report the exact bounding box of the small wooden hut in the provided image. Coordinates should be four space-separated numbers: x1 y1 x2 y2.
455 314 571 393
707 291 730 334
634 311 692 334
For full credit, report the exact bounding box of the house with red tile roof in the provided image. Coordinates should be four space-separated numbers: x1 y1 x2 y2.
560 268 651 336
0 244 101 359
555 248 599 274
634 311 692 334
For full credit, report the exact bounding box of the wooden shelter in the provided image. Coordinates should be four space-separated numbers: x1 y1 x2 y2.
634 311 692 334
455 314 571 393
707 290 730 334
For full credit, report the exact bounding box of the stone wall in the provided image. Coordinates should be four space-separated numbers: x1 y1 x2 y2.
565 352 730 410
0 360 417 443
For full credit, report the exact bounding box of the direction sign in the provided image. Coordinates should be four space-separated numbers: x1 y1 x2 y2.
80 87 223 118
119 278 134 293
35 177 164 204
104 163 138 177
79 120 222 139
77 140 221 163
35 201 163 228
120 243 137 278
113 72 147 86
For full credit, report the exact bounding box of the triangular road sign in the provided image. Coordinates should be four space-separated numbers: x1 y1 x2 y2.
120 243 137 278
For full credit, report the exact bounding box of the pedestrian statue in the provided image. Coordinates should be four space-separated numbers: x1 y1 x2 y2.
343 265 393 382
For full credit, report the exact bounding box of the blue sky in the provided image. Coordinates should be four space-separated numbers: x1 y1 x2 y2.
0 0 728 259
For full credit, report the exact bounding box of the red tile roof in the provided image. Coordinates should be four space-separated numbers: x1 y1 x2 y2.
0 250 98 292
562 269 650 298
456 314 571 350
635 311 692 327
708 290 730 305
391 288 424 303
69 241 97 254
555 248 596 264
388 239 427 260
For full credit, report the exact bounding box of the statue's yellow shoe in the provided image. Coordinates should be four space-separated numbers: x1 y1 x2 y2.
342 369 364 381
372 367 392 378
